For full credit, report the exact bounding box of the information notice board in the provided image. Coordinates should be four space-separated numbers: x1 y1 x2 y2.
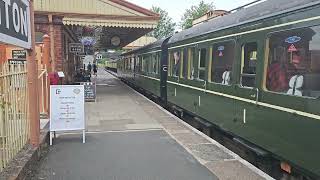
81 82 96 102
50 85 85 144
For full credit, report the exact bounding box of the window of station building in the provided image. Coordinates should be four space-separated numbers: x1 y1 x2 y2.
241 42 258 87
211 41 235 85
198 48 207 80
188 48 195 80
266 26 320 98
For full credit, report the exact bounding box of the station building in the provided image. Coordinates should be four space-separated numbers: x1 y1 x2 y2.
31 0 159 83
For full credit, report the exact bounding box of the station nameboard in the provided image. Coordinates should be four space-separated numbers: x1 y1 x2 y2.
12 50 27 59
69 43 84 53
0 0 31 49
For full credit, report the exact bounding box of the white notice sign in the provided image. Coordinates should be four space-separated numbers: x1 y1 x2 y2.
50 85 85 131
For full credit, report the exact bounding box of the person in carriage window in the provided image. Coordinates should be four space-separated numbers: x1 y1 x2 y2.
267 51 289 92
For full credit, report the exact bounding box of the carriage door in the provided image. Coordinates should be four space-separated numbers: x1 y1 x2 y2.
233 38 262 134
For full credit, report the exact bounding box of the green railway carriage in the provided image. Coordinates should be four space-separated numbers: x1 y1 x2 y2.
119 39 167 98
105 60 118 73
118 0 320 179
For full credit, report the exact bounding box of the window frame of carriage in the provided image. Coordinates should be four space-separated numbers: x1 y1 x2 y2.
168 46 197 80
239 41 259 89
168 49 182 78
262 24 320 100
207 39 237 86
197 47 207 81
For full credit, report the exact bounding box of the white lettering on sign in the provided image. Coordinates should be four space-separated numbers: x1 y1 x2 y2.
3 0 10 29
0 0 31 49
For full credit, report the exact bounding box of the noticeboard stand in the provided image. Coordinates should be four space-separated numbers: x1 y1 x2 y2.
50 130 86 146
49 85 86 145
80 82 97 102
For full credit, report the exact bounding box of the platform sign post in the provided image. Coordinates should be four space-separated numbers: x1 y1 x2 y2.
69 43 84 53
50 85 86 145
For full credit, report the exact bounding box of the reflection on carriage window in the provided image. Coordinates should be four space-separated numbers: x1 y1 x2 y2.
266 26 320 98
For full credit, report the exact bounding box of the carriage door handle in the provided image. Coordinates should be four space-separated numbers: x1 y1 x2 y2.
203 81 207 92
250 88 259 104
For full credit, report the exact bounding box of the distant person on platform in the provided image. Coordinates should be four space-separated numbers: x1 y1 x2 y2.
93 63 97 76
87 62 92 74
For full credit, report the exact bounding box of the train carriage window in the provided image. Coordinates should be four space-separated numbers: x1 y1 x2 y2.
142 56 146 73
241 42 258 87
168 52 173 77
156 53 160 75
148 55 152 74
266 26 320 98
152 54 157 74
211 41 235 85
173 51 181 77
188 48 195 80
182 48 188 78
135 56 140 73
198 48 207 80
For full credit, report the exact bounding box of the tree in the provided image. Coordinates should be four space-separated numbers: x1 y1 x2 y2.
149 6 176 39
180 1 215 30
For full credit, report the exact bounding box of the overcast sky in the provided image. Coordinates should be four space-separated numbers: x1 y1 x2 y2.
127 0 254 24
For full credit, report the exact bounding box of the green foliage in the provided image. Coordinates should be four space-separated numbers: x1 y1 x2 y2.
149 6 176 39
180 1 215 30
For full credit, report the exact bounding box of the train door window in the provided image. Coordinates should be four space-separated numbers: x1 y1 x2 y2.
152 54 157 74
136 56 140 73
131 57 135 71
211 41 235 84
241 42 258 87
148 55 152 74
153 54 157 74
188 47 195 80
181 48 188 78
266 26 320 98
173 51 181 77
142 56 146 73
157 53 161 74
198 48 207 80
168 52 173 76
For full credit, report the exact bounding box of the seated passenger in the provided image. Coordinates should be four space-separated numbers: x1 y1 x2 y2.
267 60 288 92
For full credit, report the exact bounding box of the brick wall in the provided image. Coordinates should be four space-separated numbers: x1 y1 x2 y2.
53 25 63 71
35 15 81 84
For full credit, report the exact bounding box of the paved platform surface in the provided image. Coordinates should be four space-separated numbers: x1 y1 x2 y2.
29 70 273 180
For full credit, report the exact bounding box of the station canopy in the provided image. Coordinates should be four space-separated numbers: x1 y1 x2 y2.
34 0 159 48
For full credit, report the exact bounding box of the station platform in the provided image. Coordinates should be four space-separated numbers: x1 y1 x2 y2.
29 70 274 180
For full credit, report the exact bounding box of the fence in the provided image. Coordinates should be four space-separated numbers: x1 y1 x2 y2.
38 64 48 116
0 60 29 171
